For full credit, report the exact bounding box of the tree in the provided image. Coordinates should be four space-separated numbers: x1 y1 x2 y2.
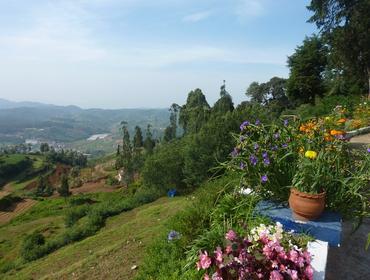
58 174 71 198
287 35 328 105
117 121 134 185
179 89 210 134
144 124 155 153
40 143 50 153
164 103 180 142
308 0 370 97
36 175 53 197
133 126 144 148
212 81 234 114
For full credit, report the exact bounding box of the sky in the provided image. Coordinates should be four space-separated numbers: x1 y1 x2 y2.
0 0 317 109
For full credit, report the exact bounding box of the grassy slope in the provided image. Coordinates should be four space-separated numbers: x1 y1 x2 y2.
3 196 188 280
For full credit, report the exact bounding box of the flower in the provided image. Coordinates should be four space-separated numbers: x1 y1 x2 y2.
337 118 346 124
231 147 240 158
197 251 212 270
225 230 237 241
240 120 250 131
304 150 317 159
263 157 270 166
367 148 370 153
330 129 344 136
261 175 268 183
283 119 289 126
282 143 288 148
214 247 223 266
270 270 283 280
240 162 246 170
250 154 258 166
254 143 260 150
167 230 181 241
274 133 280 139
204 274 210 280
255 119 261 126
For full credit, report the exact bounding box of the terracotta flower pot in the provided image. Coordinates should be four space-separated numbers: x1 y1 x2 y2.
289 188 326 221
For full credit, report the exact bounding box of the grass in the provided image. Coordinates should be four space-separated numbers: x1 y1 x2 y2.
1 196 188 280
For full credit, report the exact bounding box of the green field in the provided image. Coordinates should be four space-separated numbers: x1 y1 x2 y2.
0 196 187 279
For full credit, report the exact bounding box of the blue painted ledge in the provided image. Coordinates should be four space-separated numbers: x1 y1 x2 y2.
255 201 342 247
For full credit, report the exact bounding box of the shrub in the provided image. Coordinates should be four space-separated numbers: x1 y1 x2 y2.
20 232 46 262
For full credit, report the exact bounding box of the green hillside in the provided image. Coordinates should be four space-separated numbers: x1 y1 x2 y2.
0 196 187 279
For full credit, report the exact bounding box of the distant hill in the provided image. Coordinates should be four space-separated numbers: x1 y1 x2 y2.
0 99 169 145
0 98 53 109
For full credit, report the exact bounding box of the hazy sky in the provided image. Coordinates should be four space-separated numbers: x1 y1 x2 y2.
0 0 317 109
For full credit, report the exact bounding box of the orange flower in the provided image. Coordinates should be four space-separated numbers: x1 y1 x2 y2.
324 133 333 142
299 125 306 132
337 118 346 124
330 129 344 136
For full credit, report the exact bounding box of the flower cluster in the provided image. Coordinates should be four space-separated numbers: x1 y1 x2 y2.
196 223 313 280
229 119 298 200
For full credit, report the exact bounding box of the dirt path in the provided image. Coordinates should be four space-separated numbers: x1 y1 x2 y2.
0 199 37 225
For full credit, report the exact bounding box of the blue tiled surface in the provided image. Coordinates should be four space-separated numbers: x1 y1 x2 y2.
255 200 342 247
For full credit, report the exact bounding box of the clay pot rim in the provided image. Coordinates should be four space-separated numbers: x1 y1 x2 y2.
290 187 326 199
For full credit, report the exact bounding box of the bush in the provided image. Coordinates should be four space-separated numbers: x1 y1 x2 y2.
20 232 46 262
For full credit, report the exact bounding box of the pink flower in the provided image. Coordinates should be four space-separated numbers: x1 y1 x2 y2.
270 270 283 280
211 272 223 280
204 274 210 280
305 265 314 280
225 245 233 255
288 249 299 263
303 250 311 263
214 247 223 266
225 230 237 241
198 251 212 270
287 269 299 280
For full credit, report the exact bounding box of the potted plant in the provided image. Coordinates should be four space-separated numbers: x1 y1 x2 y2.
290 149 328 220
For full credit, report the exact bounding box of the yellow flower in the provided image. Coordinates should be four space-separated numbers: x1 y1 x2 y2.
299 147 304 154
305 150 317 159
325 116 331 121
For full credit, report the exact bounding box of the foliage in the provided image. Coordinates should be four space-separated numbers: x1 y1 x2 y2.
142 140 185 191
164 103 180 142
179 88 211 135
20 232 46 262
58 174 71 197
35 174 54 197
212 82 234 115
308 0 370 95
226 119 299 201
133 125 144 148
0 154 32 180
287 35 328 105
20 186 162 262
46 149 87 167
196 223 313 280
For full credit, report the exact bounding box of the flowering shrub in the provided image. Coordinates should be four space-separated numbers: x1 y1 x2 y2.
228 119 299 200
196 223 313 280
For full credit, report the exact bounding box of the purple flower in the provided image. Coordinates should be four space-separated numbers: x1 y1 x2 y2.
240 162 246 170
262 151 268 158
282 143 288 148
249 154 258 166
271 145 278 151
239 136 246 142
240 120 250 131
255 119 261 126
283 119 289 126
168 230 181 241
261 175 268 183
367 148 370 153
254 143 259 150
263 157 270 166
274 133 280 139
231 147 240 158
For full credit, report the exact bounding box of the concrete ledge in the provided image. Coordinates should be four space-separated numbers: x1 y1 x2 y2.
255 201 342 247
308 240 328 280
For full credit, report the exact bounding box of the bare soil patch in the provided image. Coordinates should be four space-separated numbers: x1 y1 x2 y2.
0 198 37 225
